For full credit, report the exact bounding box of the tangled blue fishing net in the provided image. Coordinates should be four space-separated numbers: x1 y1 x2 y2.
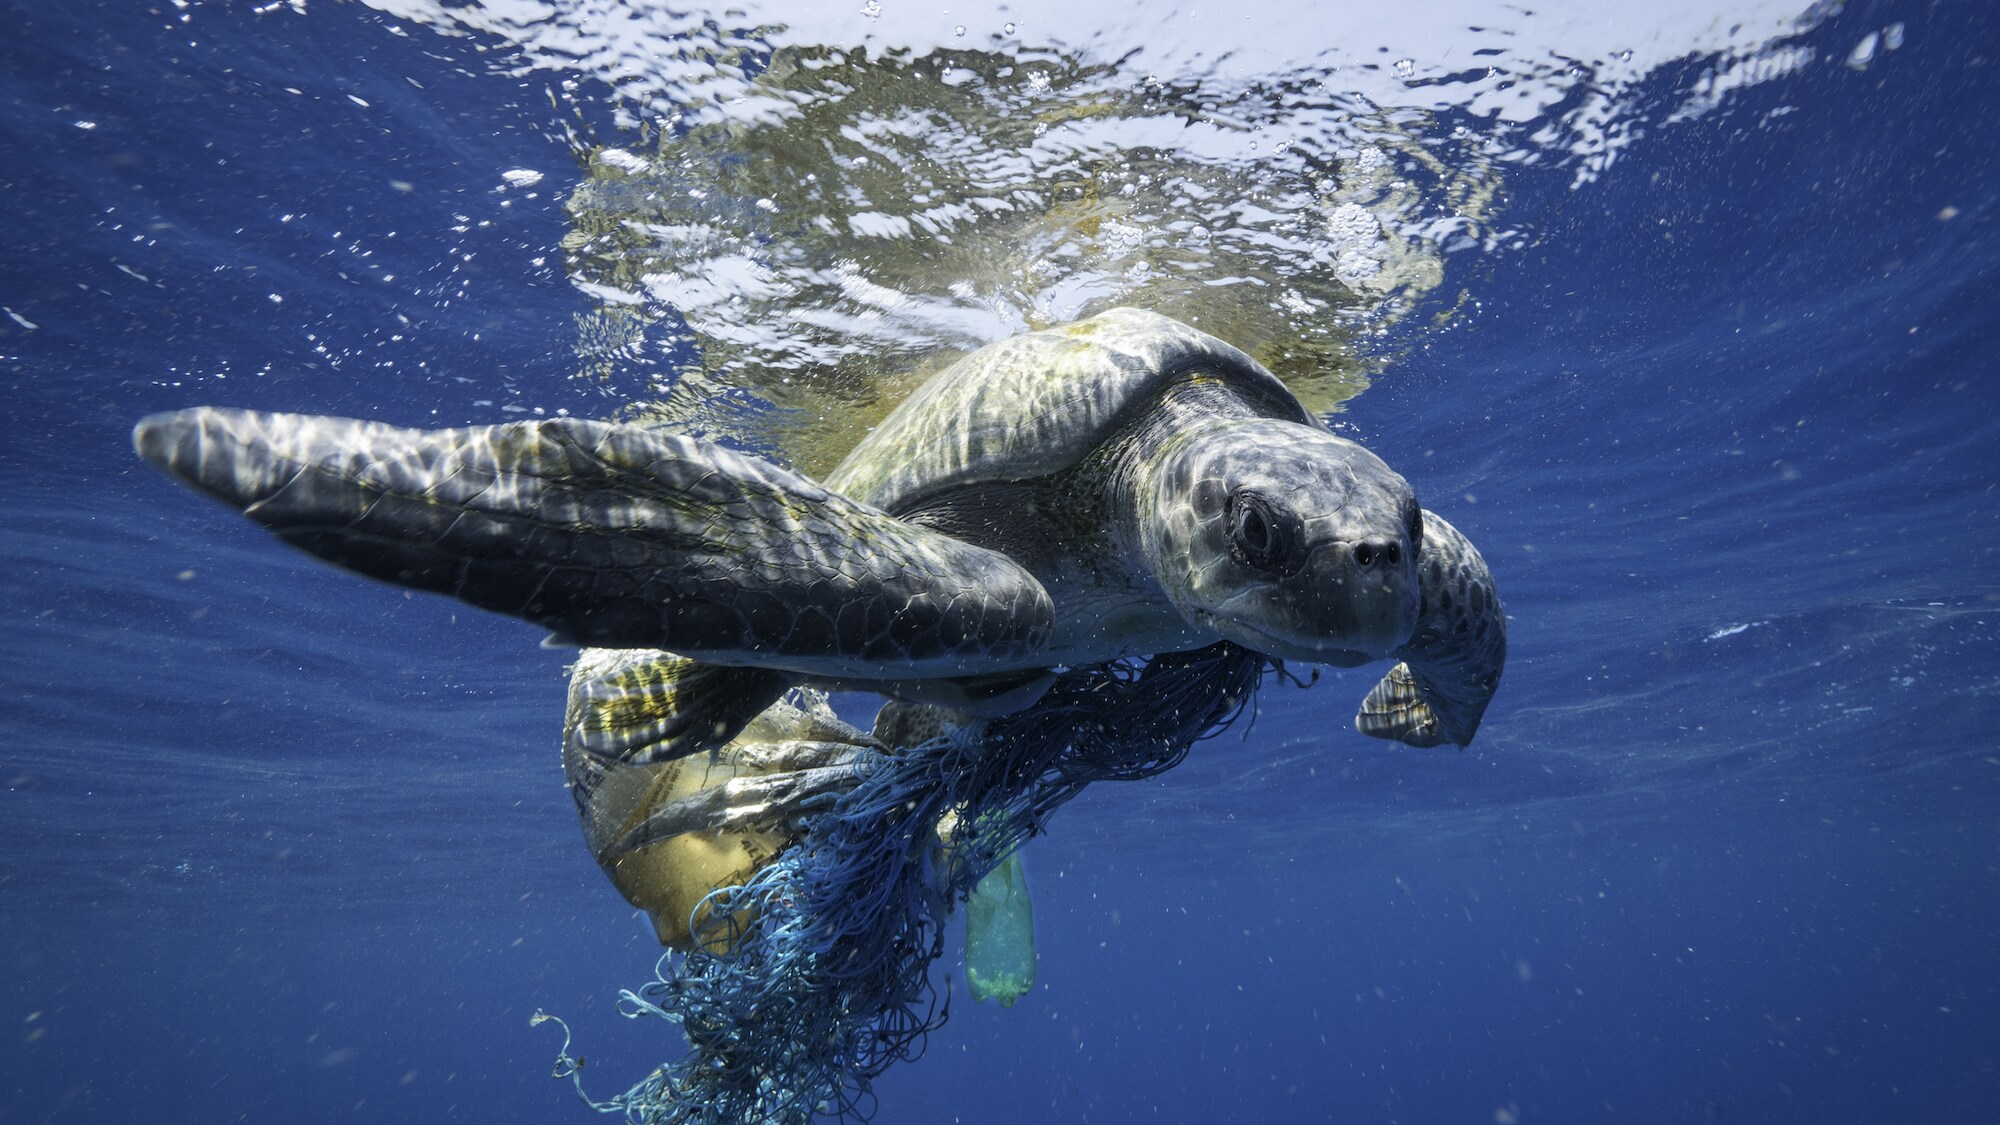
539 641 1265 1123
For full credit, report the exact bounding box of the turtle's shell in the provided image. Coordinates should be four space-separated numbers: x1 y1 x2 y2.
823 308 1314 513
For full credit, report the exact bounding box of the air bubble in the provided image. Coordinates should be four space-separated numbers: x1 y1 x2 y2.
1003 21 1016 34
953 24 965 37
1391 58 1415 79
860 0 880 18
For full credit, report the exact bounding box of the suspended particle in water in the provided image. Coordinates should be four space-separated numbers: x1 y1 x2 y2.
1391 58 1415 79
1846 31 1878 69
1883 22 1905 50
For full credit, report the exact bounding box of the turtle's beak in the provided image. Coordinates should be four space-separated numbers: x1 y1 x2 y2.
1206 537 1415 666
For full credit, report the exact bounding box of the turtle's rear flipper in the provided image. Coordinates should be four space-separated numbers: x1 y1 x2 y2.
1354 512 1506 748
561 679 878 949
134 408 1054 675
566 651 795 766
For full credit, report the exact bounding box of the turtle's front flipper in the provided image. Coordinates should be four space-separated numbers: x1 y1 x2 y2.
1355 512 1506 748
134 408 1054 675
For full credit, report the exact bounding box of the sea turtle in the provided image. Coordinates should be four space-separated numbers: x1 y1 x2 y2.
134 307 1506 944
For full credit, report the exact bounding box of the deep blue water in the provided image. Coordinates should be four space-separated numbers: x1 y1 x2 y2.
5 1 1999 1123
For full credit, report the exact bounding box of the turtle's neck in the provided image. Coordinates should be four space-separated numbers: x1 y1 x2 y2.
1103 376 1282 570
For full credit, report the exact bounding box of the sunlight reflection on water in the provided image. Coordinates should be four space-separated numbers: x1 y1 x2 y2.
358 0 1834 467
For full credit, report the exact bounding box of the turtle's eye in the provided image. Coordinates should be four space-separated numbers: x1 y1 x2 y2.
1406 499 1424 564
1227 490 1302 575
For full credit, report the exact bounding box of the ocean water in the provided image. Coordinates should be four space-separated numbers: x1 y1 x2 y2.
4 1 1998 1122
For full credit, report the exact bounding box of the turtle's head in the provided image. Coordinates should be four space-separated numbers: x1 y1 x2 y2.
1140 418 1423 667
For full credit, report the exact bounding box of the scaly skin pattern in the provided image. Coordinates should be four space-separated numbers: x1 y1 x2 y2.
133 408 1053 676
1111 388 1426 668
564 652 795 765
1354 513 1507 747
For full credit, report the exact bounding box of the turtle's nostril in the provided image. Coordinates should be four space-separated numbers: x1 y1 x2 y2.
1354 539 1399 568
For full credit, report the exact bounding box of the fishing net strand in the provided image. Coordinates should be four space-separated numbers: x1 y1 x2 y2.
544 641 1264 1124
